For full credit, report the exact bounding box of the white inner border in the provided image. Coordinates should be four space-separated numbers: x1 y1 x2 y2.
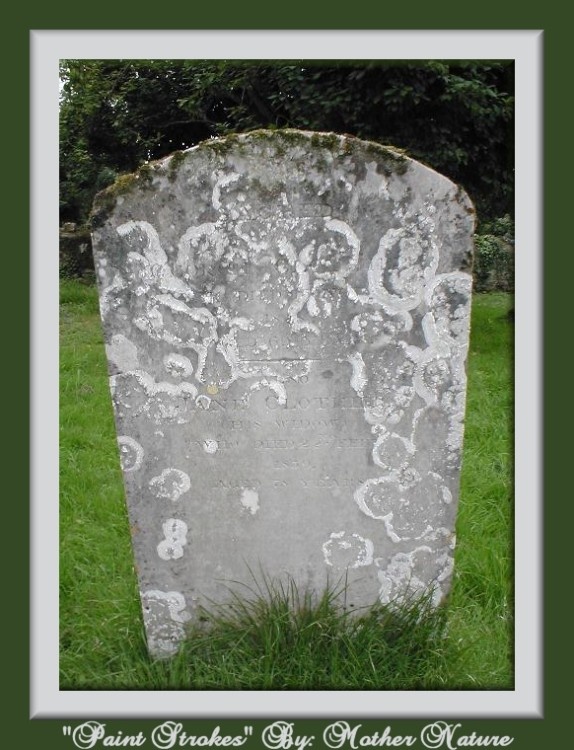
31 30 542 719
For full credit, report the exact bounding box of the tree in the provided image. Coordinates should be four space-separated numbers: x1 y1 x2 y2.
59 60 514 225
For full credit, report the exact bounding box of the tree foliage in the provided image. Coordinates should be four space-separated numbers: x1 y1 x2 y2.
59 60 514 224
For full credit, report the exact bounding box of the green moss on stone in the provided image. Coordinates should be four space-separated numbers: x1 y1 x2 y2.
191 129 409 177
167 150 187 181
137 163 154 185
197 134 242 158
310 132 340 153
89 168 153 227
110 173 138 195
337 135 410 175
90 129 410 228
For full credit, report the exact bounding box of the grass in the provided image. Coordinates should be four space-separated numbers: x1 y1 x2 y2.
59 280 513 690
175 578 451 690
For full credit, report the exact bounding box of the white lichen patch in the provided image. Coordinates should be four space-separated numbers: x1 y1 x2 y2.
322 531 374 569
249 379 287 406
372 430 413 473
110 370 150 416
375 546 454 607
413 350 453 406
176 222 226 280
203 439 218 454
99 272 127 316
353 472 451 543
351 309 413 349
240 488 260 515
276 217 360 335
287 269 320 336
360 345 417 427
134 295 218 376
211 327 252 388
163 353 193 379
317 219 360 280
146 381 198 424
141 589 191 658
347 352 368 398
157 518 189 560
117 220 193 300
306 295 321 317
117 220 167 265
422 272 473 353
411 404 465 469
117 436 144 472
149 468 191 502
368 208 439 312
111 370 198 424
106 334 139 372
195 394 211 410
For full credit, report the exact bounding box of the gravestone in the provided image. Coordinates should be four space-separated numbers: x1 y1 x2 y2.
91 130 475 659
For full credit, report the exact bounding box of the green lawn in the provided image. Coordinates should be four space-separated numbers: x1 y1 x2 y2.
59 280 513 690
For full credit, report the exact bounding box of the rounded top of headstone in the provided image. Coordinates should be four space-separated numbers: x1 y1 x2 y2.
91 129 474 231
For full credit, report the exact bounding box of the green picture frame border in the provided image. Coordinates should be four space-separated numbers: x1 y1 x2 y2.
14 6 561 748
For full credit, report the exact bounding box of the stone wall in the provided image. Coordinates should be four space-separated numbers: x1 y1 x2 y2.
59 225 94 279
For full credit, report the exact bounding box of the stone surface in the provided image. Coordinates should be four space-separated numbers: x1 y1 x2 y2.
91 129 475 659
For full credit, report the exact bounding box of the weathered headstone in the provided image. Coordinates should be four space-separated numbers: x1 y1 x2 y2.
91 130 474 659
